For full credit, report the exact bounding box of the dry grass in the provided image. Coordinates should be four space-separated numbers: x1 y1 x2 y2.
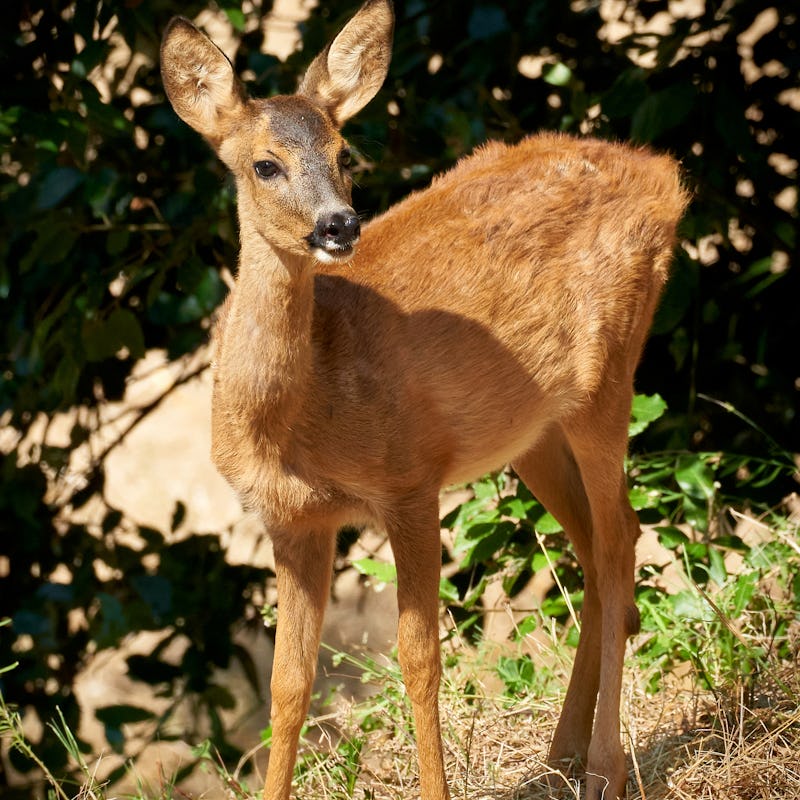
651 669 800 800
279 652 800 800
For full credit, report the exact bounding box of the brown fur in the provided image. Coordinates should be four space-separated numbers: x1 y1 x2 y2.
161 2 689 799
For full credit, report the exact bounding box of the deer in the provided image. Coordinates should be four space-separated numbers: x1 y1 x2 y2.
160 1 688 798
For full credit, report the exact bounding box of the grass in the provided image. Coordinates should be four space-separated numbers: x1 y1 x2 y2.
238 492 800 800
222 637 800 800
2 496 799 799
3 607 800 799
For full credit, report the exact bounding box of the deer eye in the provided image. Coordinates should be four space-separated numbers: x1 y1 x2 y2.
338 148 352 169
254 160 279 179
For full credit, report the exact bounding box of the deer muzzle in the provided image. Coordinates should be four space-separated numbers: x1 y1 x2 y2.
306 208 361 261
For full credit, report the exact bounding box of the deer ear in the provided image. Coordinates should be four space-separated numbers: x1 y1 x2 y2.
298 0 394 128
160 17 246 145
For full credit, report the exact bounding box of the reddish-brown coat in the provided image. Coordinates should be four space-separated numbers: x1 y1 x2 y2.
161 2 689 798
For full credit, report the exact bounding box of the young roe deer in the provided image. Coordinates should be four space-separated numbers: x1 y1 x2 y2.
161 1 688 798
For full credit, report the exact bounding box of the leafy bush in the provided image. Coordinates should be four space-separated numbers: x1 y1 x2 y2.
434 394 797 698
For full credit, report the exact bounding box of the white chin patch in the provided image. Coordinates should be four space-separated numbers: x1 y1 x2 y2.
310 242 357 264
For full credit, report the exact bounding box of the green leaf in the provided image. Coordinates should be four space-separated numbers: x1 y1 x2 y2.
439 577 459 603
542 62 572 86
35 167 84 210
541 594 571 618
671 590 711 621
514 615 537 639
457 521 515 567
352 558 397 585
462 575 488 610
675 454 716 501
629 393 668 437
565 624 580 648
681 495 709 532
473 475 502 501
106 228 130 256
708 545 727 586
731 571 757 616
534 511 562 534
530 548 563 572
631 84 695 142
0 106 21 137
149 267 225 325
498 495 535 520
775 220 796 249
454 519 498 549
193 267 225 312
83 308 145 362
496 654 534 695
685 540 708 563
602 69 647 118
224 8 247 31
629 484 659 510
656 525 689 550
20 219 79 269
746 542 774 570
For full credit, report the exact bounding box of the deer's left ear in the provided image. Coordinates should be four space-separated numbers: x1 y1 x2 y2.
298 0 394 128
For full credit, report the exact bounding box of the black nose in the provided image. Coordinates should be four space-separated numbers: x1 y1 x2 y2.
308 209 361 251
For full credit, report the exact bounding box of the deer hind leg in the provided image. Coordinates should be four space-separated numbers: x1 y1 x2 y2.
564 407 642 800
387 499 451 800
512 427 601 771
264 528 337 800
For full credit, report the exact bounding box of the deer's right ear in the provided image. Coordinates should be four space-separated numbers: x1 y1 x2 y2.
160 17 246 145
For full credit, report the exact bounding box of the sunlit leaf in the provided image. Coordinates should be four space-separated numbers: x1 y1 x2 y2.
542 62 572 86
675 455 716 501
534 512 562 534
352 558 397 585
629 393 668 437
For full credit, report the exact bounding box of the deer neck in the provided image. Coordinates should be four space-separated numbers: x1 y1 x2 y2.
215 230 315 430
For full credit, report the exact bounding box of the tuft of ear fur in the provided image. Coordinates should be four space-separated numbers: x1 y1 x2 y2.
160 17 246 146
298 0 394 128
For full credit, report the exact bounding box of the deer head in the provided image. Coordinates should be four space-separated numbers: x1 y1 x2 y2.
160 0 394 264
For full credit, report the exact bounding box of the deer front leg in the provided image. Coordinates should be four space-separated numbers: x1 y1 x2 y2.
388 506 450 800
264 528 336 800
